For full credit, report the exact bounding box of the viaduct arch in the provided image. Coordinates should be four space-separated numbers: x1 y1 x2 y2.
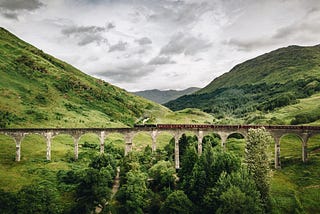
0 125 319 169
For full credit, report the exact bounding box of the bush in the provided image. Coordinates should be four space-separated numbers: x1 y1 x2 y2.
291 112 320 125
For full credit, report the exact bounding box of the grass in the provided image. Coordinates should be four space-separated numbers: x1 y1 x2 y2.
154 108 215 124
260 93 320 125
271 134 320 213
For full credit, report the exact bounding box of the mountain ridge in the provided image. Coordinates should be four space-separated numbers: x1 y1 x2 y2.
133 87 200 104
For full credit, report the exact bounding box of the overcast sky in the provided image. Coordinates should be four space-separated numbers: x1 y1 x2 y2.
0 0 319 91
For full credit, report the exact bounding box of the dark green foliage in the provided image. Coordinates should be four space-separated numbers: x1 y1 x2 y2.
0 111 21 128
160 190 193 214
184 146 241 209
202 134 219 148
17 181 63 214
148 160 176 193
164 138 175 161
89 153 117 171
34 93 47 105
72 168 112 213
57 153 117 213
116 169 150 213
291 110 320 125
0 189 16 214
203 169 263 214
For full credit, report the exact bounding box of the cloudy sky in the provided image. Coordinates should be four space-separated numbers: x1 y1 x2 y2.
0 0 319 91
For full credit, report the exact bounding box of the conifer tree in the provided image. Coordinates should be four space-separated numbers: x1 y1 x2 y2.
245 127 272 208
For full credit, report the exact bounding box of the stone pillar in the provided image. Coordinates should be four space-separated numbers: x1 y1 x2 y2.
198 130 203 155
45 132 53 161
174 133 180 169
220 132 228 150
274 138 281 169
100 131 105 154
74 136 80 160
301 133 309 163
125 132 133 156
13 133 24 162
151 130 157 152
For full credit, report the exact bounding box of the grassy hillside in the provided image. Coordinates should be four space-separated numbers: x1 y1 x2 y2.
165 45 320 125
0 27 172 128
133 87 200 104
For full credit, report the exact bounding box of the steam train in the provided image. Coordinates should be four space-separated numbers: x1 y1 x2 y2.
134 124 320 130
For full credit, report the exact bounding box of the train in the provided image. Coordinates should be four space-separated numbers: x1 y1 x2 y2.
134 124 320 130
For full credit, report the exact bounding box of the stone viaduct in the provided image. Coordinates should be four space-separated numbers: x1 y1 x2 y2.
0 124 319 169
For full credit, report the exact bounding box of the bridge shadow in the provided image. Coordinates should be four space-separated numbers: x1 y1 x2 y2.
78 133 100 160
20 134 46 162
51 134 74 161
307 134 320 160
105 133 125 155
280 134 303 166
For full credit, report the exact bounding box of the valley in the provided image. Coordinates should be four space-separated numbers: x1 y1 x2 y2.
0 28 319 213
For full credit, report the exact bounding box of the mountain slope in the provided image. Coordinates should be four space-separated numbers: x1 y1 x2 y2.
165 45 320 124
0 27 170 128
133 87 200 104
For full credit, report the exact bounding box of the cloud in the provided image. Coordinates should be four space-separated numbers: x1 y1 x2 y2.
148 55 175 65
108 41 127 52
94 60 154 83
225 38 274 52
135 37 152 45
2 12 18 19
160 32 211 56
62 25 105 36
273 21 320 40
226 5 320 52
0 0 44 11
147 0 214 26
61 25 108 46
106 22 115 30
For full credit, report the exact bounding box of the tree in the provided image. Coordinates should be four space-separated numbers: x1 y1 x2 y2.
148 160 176 197
187 146 241 207
245 127 272 208
116 169 149 213
179 145 198 176
17 181 63 214
160 190 193 214
203 169 263 214
73 168 112 213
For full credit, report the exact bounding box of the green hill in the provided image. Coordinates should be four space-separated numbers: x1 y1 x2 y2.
133 87 200 104
0 27 171 128
165 45 320 125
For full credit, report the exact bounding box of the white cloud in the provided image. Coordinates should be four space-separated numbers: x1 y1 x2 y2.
0 0 319 91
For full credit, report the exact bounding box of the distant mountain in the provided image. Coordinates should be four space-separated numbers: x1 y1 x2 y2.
0 27 170 128
133 87 200 104
165 44 320 125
